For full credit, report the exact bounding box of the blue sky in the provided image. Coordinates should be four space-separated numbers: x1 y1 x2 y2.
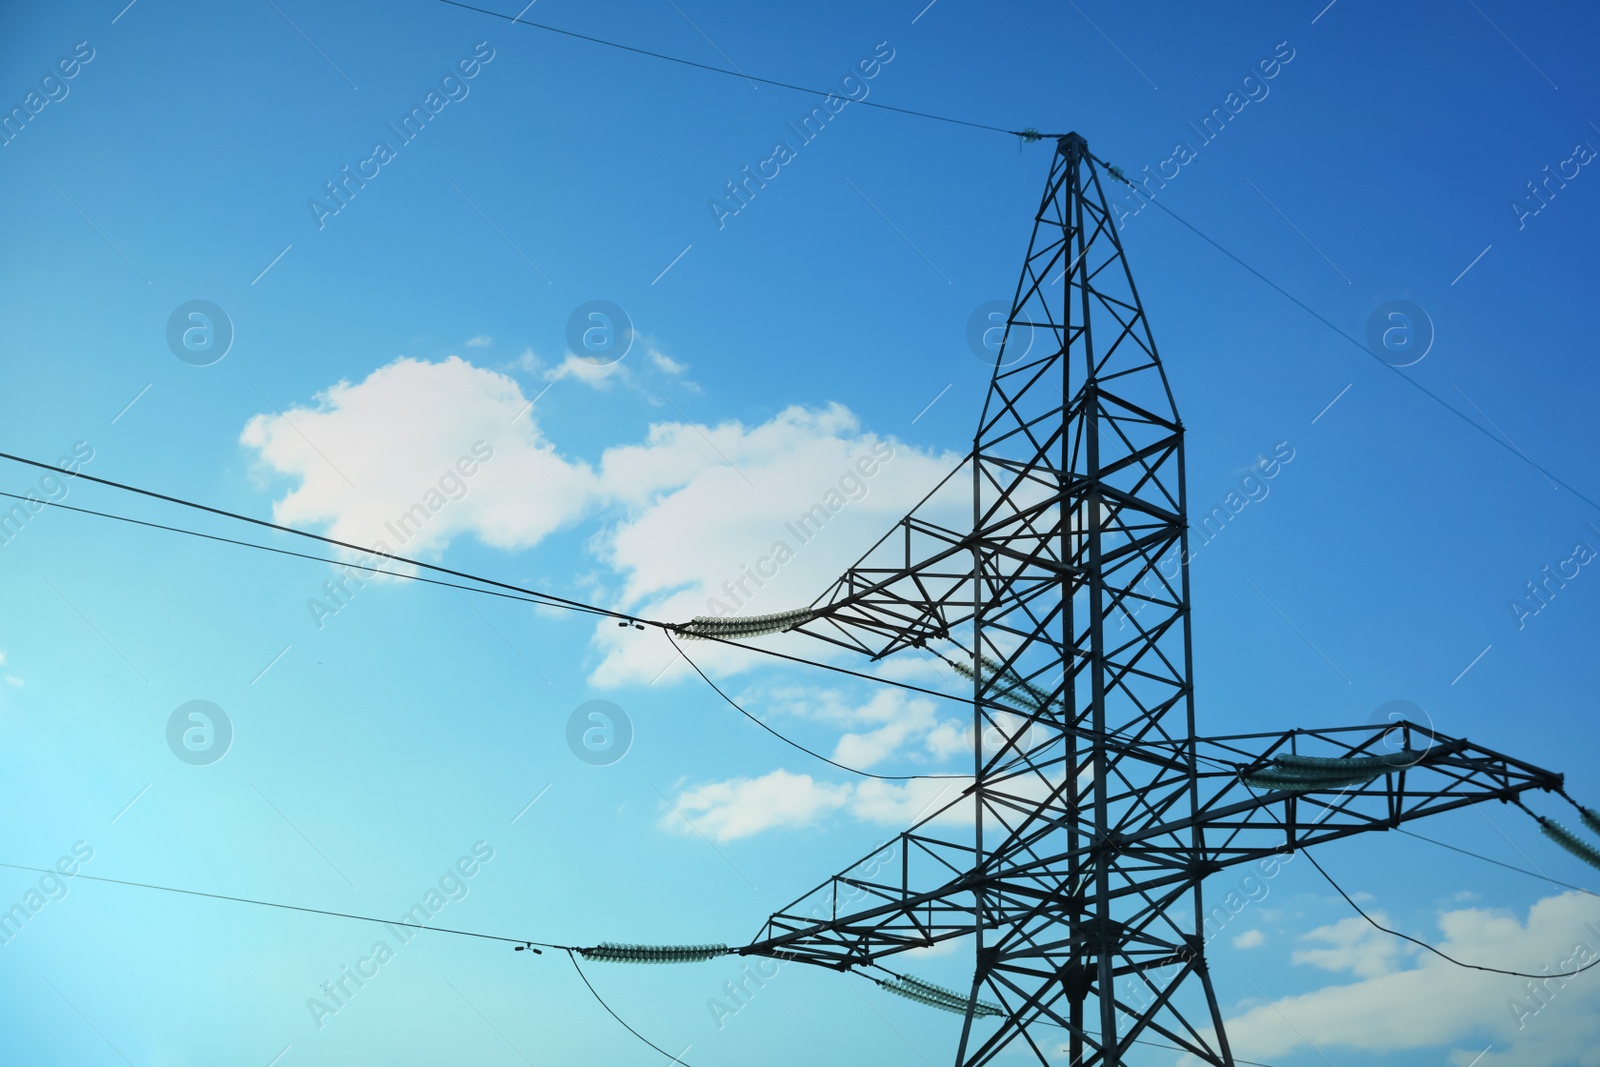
2 1 1599 1064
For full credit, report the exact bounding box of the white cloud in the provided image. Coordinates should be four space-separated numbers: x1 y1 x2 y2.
465 335 492 348
831 694 939 770
924 720 970 760
1219 891 1600 1067
544 354 629 390
654 684 1061 842
651 679 974 840
663 770 850 842
587 404 962 686
1232 929 1265 950
1291 914 1408 978
534 334 693 397
239 356 965 692
849 777 972 827
239 357 598 561
649 349 688 375
747 686 963 772
236 356 1032 842
661 770 973 844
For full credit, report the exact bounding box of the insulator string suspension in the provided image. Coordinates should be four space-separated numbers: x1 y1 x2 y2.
577 942 731 965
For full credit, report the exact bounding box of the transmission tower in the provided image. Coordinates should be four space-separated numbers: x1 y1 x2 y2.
698 134 1564 1065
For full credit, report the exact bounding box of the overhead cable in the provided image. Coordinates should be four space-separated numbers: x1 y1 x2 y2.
437 0 1052 141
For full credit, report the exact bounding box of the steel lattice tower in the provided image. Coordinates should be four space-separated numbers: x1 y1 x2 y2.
724 134 1563 1065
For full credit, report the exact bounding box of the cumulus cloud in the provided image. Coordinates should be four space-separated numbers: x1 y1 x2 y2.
660 769 972 843
544 353 628 389
233 354 1044 845
663 770 851 842
1291 914 1408 978
831 695 940 770
651 680 973 840
1219 891 1600 1067
464 335 492 348
239 356 963 687
850 777 973 827
650 681 1081 842
239 357 598 560
1232 929 1265 950
649 350 688 375
239 356 980 839
588 404 962 686
532 335 690 396
751 686 963 771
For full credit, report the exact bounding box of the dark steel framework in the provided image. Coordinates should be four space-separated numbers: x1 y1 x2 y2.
734 134 1563 1065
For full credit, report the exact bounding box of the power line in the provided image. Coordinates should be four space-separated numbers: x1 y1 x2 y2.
3 856 730 1064
1397 826 1600 899
1238 782 1600 980
36 450 1463 770
566 950 702 1066
27 461 1359 751
0 450 626 623
0 489 579 613
2 856 728 1066
0 860 959 1066
668 631 967 781
0 457 976 707
1300 847 1600 981
436 0 1049 141
672 632 1226 780
1096 157 1600 517
0 860 564 952
1130 1038 1281 1067
681 631 971 705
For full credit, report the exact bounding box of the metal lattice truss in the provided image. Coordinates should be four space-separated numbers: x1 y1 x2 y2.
737 134 1565 1066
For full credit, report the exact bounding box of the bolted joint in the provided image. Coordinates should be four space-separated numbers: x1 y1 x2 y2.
1058 962 1095 1000
1092 831 1129 863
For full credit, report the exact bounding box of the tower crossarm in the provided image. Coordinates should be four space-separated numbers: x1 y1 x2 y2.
738 720 1564 980
787 510 979 659
1183 720 1563 867
741 824 988 970
971 721 1562 919
788 467 1105 662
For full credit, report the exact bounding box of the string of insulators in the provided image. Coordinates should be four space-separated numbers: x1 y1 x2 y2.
1578 806 1600 841
1240 751 1428 793
1538 818 1600 872
1242 769 1384 793
948 654 1055 713
577 942 730 964
878 974 1004 1018
1275 751 1427 774
677 608 814 640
